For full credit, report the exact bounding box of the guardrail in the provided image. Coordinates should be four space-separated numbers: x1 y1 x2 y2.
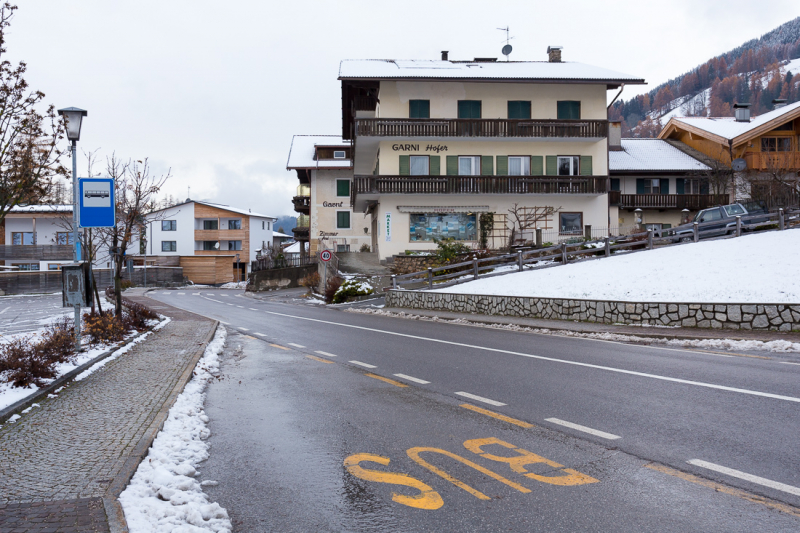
389 208 800 292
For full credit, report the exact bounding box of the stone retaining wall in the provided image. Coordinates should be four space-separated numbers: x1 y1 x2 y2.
385 290 800 331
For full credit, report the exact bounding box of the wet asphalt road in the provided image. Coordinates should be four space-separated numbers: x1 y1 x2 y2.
147 289 800 531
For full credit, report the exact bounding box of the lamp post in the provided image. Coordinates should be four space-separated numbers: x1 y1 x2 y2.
634 208 643 230
58 107 87 350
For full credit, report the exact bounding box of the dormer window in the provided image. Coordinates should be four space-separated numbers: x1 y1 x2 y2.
334 150 346 159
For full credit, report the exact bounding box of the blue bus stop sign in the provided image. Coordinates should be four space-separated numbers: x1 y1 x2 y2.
79 178 115 228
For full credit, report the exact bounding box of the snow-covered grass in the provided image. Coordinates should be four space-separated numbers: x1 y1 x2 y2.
218 281 247 289
119 326 231 533
347 308 800 353
434 230 800 303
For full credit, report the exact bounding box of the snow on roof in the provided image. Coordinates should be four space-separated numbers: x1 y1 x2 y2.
195 201 275 220
287 135 352 169
670 100 800 140
8 204 72 214
610 139 710 171
339 59 644 83
283 241 308 254
273 231 293 238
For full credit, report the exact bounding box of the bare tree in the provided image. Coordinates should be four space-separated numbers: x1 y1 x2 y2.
738 151 799 210
507 204 561 248
0 4 67 223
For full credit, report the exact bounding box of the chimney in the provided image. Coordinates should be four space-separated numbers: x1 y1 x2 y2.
441 50 449 61
733 103 751 122
772 98 787 109
608 121 622 151
547 46 562 63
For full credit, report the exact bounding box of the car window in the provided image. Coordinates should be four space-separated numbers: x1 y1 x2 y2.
699 208 722 222
723 204 746 216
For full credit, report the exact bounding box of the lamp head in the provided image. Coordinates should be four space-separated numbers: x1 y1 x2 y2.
57 107 88 141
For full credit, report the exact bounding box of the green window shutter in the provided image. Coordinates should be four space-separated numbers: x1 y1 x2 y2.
337 211 350 229
409 100 430 118
580 156 592 176
429 155 440 175
636 179 645 194
446 155 458 175
610 178 620 191
545 155 557 176
531 156 544 176
458 100 481 119
700 179 709 194
662 223 671 229
676 178 685 195
481 156 493 175
557 101 581 120
336 179 350 197
508 101 518 119
399 155 410 176
508 101 531 119
660 179 669 194
496 156 508 175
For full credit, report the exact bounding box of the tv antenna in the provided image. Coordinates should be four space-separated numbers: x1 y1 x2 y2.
498 26 514 61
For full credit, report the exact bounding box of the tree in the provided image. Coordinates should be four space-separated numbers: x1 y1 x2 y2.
507 204 561 248
739 152 799 210
0 3 67 223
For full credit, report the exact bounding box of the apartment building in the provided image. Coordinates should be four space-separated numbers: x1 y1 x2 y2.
339 48 645 259
0 205 75 271
140 200 275 284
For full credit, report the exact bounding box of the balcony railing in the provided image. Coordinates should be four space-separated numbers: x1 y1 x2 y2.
0 244 73 261
744 152 800 171
610 192 729 210
353 175 609 198
355 118 608 139
292 195 310 213
353 96 378 113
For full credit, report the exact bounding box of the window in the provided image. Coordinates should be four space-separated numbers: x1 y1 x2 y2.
508 101 531 119
761 137 791 152
337 244 350 253
409 100 430 118
508 156 530 176
336 179 351 197
610 178 621 191
228 240 242 251
723 204 746 216
333 150 346 159
409 156 429 175
557 156 580 176
645 223 671 231
409 213 477 242
557 101 581 120
685 179 701 194
262 221 265 230
48 264 61 271
202 241 217 250
161 220 177 231
458 156 481 176
56 232 74 245
161 241 177 252
336 211 351 229
228 219 241 230
457 100 481 119
18 263 39 271
559 213 583 235
643 179 661 194
697 208 723 222
203 220 218 230
11 232 34 245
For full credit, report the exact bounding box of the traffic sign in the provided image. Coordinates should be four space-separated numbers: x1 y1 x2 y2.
79 178 115 228
320 250 332 262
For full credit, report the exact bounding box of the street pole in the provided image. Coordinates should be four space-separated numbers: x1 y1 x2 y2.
71 139 81 351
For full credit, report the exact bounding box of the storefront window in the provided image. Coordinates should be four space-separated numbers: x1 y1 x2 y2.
409 213 476 242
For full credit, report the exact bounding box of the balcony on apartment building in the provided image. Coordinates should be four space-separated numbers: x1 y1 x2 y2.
0 244 73 261
609 191 729 210
292 184 310 214
354 118 608 140
292 215 310 241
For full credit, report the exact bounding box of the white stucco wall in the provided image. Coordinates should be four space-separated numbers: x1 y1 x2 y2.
310 168 369 254
248 216 274 261
144 203 195 256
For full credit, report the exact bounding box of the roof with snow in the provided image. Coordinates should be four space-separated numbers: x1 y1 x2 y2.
273 231 293 239
283 241 308 254
147 200 275 220
8 204 72 214
662 100 800 144
339 59 645 84
287 135 352 169
610 139 710 172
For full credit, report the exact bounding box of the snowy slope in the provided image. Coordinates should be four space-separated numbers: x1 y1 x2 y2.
434 230 800 303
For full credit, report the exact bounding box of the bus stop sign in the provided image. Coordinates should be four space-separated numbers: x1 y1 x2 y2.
79 178 115 228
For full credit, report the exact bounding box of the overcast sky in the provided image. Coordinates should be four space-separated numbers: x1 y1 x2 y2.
12 1 800 217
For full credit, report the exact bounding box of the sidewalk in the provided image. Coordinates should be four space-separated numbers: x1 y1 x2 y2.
0 291 217 532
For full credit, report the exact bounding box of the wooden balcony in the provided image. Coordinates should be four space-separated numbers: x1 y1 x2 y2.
292 195 310 214
194 229 247 242
353 96 378 113
610 192 729 210
0 245 73 261
355 118 607 139
353 175 610 198
744 152 800 171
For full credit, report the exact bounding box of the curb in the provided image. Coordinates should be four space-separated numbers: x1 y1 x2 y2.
0 329 149 424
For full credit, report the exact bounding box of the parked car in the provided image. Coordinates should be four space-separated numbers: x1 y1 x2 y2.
665 202 770 242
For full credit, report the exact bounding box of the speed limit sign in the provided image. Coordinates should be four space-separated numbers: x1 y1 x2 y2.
320 250 332 262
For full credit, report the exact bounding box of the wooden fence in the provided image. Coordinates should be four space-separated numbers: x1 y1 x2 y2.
0 267 184 295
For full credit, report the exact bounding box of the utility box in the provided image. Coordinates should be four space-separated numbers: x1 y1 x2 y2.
62 263 92 308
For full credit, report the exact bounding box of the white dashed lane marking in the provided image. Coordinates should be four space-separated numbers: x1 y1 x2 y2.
350 360 377 369
455 392 506 407
249 308 258 311
255 333 267 337
239 327 249 331
288 343 305 348
393 374 430 385
315 351 337 358
544 418 621 440
687 459 800 497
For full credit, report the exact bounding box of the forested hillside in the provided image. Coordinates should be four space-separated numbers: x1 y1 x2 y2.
610 17 800 137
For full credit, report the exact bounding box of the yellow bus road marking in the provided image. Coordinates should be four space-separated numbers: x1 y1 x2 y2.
306 355 333 364
365 373 408 387
645 463 800 518
459 404 534 428
344 454 443 510
270 343 290 350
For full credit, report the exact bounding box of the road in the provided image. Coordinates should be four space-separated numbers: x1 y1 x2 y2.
0 294 71 337
147 289 800 531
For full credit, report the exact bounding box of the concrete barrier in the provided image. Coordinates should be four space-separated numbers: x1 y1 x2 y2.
247 264 316 291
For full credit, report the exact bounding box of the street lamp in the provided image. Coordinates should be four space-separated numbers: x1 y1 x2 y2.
58 107 87 350
634 208 643 230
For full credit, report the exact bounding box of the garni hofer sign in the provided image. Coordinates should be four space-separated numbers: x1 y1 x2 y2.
79 178 115 228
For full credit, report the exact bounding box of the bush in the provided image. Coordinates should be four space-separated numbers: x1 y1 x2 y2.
324 276 344 304
300 271 321 291
332 279 374 304
359 243 371 253
124 302 159 331
38 317 77 364
433 238 470 265
84 312 128 344
0 336 58 388
120 279 133 291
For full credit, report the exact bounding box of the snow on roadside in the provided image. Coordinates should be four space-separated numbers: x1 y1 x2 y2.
347 307 800 353
119 326 231 533
434 230 800 303
219 281 247 289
